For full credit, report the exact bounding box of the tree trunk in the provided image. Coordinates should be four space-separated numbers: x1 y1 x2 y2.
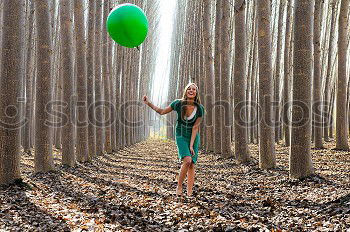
246 1 257 144
54 60 63 149
60 0 76 166
74 0 89 162
290 0 315 179
203 0 214 152
33 0 55 172
87 0 96 159
329 84 336 139
214 0 222 155
250 20 258 144
166 1 181 140
234 0 250 163
0 0 24 184
257 0 276 169
94 0 105 156
313 0 324 149
219 0 233 159
274 1 285 144
115 46 122 149
348 77 350 136
102 0 112 154
51 1 61 151
23 1 35 154
335 0 350 150
323 4 337 142
125 52 131 147
109 3 117 151
283 0 293 147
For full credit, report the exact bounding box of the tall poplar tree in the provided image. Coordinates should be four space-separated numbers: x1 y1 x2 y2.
94 0 105 156
313 0 324 149
74 0 89 162
335 0 350 150
33 0 55 172
234 0 250 163
60 0 76 166
290 0 315 179
257 0 276 169
0 0 24 184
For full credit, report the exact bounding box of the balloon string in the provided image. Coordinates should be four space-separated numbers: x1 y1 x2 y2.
136 46 140 51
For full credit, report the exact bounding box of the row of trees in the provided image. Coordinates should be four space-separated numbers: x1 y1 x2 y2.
166 0 349 178
0 0 349 185
0 0 160 185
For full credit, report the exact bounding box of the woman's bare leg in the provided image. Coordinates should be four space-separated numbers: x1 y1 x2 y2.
187 162 195 196
177 156 192 195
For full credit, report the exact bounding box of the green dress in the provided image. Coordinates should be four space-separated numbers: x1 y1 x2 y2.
170 99 205 164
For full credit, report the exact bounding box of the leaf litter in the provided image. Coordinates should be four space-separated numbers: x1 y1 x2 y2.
0 138 349 231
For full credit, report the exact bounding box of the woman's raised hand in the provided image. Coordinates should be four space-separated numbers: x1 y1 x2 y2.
143 95 149 105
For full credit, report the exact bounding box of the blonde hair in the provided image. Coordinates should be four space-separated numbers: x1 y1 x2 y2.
180 83 201 120
181 83 201 104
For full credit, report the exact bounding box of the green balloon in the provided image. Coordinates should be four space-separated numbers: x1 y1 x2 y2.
107 3 148 48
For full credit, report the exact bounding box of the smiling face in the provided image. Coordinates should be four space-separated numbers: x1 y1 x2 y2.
181 83 201 105
186 84 197 100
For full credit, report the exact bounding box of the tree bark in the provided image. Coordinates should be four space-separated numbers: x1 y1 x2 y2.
313 0 324 149
234 0 250 163
54 59 63 149
74 0 89 162
115 46 122 149
335 0 350 150
94 0 105 156
87 0 96 158
60 0 76 166
290 0 315 179
219 0 233 159
214 0 222 155
323 3 337 142
203 0 215 152
33 0 55 172
274 1 285 144
283 0 293 147
257 0 276 169
23 1 35 154
102 0 112 154
0 0 24 184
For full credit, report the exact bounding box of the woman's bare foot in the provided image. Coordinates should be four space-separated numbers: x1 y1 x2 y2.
176 186 183 196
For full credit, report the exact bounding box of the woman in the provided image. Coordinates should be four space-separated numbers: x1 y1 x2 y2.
143 83 204 196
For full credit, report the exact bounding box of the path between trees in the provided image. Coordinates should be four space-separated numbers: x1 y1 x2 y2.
0 138 349 231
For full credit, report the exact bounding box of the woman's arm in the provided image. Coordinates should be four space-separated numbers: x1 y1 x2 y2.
143 95 173 115
189 117 202 155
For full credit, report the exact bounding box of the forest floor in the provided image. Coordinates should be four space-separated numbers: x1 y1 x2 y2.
0 138 349 232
